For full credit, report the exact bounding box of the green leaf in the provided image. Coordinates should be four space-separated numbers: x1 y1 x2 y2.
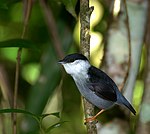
25 46 62 131
0 39 37 49
41 112 60 119
45 121 68 133
61 0 78 19
0 108 40 120
0 109 61 123
26 47 61 114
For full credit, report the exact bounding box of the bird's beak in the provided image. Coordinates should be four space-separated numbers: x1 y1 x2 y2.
58 60 64 64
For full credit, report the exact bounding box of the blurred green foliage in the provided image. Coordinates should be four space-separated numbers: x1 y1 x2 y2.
0 0 144 134
0 0 79 133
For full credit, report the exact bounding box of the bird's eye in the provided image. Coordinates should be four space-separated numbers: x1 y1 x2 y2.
69 59 75 62
65 58 75 63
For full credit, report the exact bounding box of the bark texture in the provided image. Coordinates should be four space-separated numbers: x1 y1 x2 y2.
80 0 97 133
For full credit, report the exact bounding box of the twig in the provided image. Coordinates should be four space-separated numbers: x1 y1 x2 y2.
136 1 150 133
100 0 115 68
12 0 32 134
80 0 97 133
39 0 64 59
120 0 131 91
13 48 22 134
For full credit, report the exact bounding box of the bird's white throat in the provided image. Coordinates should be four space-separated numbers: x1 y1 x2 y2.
62 60 90 77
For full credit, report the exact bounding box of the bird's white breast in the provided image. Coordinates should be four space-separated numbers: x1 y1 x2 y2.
63 60 90 78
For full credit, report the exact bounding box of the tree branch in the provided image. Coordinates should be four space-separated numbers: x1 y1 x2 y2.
120 0 131 92
13 0 32 133
80 0 96 133
39 0 64 59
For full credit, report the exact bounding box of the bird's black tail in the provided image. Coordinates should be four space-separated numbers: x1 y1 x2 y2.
118 95 136 115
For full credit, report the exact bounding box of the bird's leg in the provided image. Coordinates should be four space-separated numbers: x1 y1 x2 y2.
85 109 105 123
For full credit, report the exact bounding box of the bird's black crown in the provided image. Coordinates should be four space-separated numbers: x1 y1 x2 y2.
59 53 88 63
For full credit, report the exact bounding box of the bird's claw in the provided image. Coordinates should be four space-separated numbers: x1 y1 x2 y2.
84 116 98 124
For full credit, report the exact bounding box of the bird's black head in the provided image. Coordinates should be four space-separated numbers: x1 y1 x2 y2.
58 53 88 64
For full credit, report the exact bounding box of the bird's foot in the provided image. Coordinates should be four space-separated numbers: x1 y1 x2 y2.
84 110 105 124
84 116 98 123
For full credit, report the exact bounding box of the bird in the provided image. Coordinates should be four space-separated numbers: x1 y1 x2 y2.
58 53 136 122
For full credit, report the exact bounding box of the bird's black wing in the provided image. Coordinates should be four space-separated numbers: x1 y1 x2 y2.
88 66 117 102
